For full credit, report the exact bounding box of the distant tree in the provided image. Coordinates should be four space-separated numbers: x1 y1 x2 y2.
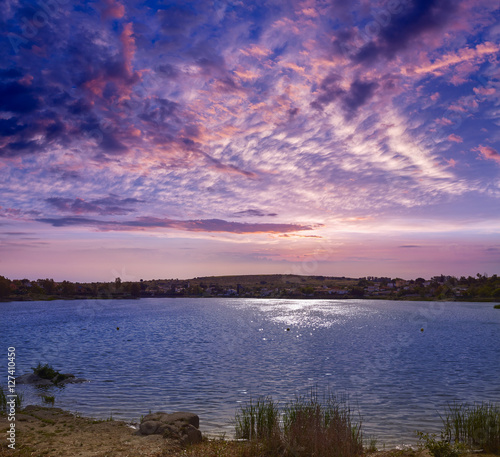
60 280 76 296
39 278 56 294
0 276 11 299
349 287 364 297
301 286 314 295
130 282 141 297
115 277 122 291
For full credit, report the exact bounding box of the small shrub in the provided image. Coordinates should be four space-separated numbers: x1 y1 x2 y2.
32 363 59 380
32 363 69 384
417 432 460 457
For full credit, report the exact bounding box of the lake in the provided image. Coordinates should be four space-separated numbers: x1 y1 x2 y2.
1 298 499 446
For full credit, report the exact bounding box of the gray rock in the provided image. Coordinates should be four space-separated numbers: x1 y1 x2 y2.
16 373 53 386
16 372 87 386
138 411 202 445
179 424 202 445
139 420 160 435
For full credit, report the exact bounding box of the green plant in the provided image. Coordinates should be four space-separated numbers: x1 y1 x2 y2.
234 390 363 457
32 363 70 384
41 395 55 405
416 432 460 457
15 392 23 410
235 396 280 441
441 402 500 453
32 363 59 380
366 435 378 452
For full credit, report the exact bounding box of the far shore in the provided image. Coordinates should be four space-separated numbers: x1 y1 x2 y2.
1 294 499 304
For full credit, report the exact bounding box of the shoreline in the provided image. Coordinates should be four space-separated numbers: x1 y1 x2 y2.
1 406 497 457
1 295 498 304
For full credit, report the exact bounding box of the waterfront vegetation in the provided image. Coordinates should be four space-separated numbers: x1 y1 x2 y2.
416 402 500 457
1 273 500 302
1 395 499 457
234 392 363 457
441 402 500 454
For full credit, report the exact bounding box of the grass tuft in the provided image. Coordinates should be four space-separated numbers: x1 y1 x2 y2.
441 402 500 453
32 363 70 384
234 389 363 457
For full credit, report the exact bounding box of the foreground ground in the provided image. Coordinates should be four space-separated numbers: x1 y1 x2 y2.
0 406 494 457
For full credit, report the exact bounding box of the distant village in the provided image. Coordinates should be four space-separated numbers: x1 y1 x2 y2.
1 273 499 302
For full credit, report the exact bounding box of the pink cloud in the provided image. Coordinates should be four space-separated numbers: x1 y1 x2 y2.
473 86 496 96
101 0 125 19
120 23 136 77
474 145 500 163
448 134 463 143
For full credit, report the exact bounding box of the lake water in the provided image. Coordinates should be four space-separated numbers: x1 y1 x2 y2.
1 298 499 446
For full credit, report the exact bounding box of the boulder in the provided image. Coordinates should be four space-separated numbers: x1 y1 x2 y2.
16 373 53 386
16 372 87 386
138 411 202 445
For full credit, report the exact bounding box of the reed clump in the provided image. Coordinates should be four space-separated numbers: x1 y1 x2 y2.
441 402 500 454
235 390 363 457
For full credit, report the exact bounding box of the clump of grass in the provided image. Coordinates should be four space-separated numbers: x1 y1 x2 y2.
235 396 280 442
32 363 59 380
32 363 70 384
41 395 55 405
417 432 460 457
234 390 363 457
365 435 378 452
494 304 500 309
441 402 500 454
15 392 23 410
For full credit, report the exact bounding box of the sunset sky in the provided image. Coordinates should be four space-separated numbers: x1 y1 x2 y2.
1 0 499 282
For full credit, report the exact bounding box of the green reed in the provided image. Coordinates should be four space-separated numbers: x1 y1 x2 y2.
441 402 500 454
234 389 363 457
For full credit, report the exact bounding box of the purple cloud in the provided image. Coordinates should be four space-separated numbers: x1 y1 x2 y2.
46 195 143 216
36 216 319 234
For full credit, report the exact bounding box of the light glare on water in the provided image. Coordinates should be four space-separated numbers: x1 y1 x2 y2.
1 297 498 447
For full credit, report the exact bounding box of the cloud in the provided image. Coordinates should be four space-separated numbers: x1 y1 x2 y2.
0 82 40 113
448 134 463 143
409 42 499 77
474 145 500 164
353 0 459 64
46 195 142 215
311 75 378 117
100 0 125 20
233 209 278 217
36 216 320 234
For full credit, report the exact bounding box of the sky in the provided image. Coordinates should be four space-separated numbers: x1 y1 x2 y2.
0 0 499 282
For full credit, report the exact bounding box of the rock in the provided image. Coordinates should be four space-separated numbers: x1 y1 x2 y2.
16 372 87 386
57 375 87 385
16 373 53 386
138 411 202 446
179 424 202 445
139 420 160 435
